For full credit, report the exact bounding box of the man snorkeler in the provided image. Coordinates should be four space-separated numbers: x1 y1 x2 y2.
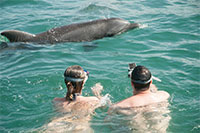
107 64 171 132
110 64 170 108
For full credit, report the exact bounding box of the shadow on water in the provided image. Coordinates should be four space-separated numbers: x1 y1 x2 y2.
0 42 45 59
82 42 98 52
0 41 99 57
0 42 44 52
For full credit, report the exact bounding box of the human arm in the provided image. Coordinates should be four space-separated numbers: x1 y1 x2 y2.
91 83 112 107
91 83 103 99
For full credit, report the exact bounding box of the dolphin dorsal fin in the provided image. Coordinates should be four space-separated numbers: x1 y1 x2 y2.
1 30 35 42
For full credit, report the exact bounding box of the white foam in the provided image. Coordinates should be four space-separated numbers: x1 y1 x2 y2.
138 24 149 29
99 93 112 107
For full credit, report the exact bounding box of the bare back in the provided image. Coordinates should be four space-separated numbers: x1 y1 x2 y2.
107 88 170 133
107 101 171 133
40 96 100 133
53 96 100 117
112 90 170 109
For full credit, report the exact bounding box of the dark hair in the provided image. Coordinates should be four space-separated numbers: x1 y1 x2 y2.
131 66 152 91
64 65 86 101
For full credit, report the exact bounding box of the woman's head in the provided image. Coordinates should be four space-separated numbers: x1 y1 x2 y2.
131 66 152 91
64 65 88 101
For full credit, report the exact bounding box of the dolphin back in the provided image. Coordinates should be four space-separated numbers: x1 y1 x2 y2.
128 23 139 30
106 18 139 36
1 18 139 43
1 30 35 42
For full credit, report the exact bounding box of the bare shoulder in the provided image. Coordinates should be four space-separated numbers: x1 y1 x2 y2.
81 96 99 102
108 97 138 115
53 97 65 102
157 90 170 100
110 97 132 108
107 98 130 114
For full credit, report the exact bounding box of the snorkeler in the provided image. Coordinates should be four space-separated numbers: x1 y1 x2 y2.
106 65 171 133
109 65 170 109
53 65 105 114
44 65 104 132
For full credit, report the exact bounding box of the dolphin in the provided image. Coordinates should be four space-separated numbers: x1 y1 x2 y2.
1 18 139 44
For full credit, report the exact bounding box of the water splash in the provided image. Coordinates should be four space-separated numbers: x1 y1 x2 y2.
99 93 112 107
138 24 149 29
0 35 9 43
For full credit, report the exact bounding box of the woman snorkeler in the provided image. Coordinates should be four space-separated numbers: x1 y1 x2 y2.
42 65 105 133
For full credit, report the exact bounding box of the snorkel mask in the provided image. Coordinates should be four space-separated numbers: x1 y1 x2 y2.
65 70 89 83
128 63 161 83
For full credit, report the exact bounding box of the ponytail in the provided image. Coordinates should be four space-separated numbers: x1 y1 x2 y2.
66 82 75 101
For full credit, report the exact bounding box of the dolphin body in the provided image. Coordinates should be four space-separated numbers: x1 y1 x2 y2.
1 18 139 44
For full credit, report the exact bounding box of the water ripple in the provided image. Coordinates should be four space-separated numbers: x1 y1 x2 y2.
0 0 200 132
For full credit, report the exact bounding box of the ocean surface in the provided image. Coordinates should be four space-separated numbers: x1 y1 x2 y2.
0 0 199 132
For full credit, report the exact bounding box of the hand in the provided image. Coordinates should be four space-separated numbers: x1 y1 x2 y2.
91 83 103 98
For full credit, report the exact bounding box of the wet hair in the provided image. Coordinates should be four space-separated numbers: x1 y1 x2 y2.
64 65 86 101
131 66 152 91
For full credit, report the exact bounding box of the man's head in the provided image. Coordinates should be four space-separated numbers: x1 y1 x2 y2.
131 66 152 91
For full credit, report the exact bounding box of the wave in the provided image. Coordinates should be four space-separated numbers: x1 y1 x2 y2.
0 0 51 8
78 3 116 15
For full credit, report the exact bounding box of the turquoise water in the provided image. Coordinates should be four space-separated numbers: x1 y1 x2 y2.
0 0 199 132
